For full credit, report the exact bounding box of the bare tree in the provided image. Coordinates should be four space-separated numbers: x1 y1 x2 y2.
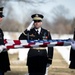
52 5 69 18
51 5 72 34
1 19 23 32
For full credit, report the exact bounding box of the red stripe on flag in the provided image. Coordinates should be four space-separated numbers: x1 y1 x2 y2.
14 40 21 45
23 45 31 48
4 39 7 44
56 42 64 46
6 45 14 49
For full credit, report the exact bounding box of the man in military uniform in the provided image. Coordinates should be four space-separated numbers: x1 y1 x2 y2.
69 29 75 69
19 14 54 75
0 7 10 75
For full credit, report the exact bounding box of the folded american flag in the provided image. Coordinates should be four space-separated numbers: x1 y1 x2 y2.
3 39 72 49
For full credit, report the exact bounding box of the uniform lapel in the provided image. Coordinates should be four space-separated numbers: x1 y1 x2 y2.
40 28 43 35
32 28 38 35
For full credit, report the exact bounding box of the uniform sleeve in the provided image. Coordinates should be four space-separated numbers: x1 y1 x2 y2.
19 29 28 40
0 29 4 45
47 31 54 64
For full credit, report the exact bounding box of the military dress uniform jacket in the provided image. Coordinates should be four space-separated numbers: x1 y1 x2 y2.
0 28 10 72
19 28 53 63
19 27 54 74
69 46 75 69
69 31 75 69
69 48 75 62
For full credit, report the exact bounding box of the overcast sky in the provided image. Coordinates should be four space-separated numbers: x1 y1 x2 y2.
1 0 75 24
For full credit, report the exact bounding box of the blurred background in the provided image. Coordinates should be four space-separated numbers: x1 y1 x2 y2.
0 0 75 75
0 0 75 34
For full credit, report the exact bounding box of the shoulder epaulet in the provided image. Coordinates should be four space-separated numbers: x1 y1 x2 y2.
30 27 34 30
22 30 35 37
23 32 26 36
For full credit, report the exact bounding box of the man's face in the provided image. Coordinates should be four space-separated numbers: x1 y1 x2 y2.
0 17 3 22
34 21 42 29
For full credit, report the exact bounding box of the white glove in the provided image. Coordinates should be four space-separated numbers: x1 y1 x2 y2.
0 45 6 53
27 21 34 31
71 41 75 50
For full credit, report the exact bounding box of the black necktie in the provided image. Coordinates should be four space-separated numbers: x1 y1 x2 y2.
35 29 38 34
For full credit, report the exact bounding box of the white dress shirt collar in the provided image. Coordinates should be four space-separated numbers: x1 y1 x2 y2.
35 27 41 34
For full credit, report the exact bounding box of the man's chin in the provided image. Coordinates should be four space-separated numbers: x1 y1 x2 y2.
35 26 41 29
